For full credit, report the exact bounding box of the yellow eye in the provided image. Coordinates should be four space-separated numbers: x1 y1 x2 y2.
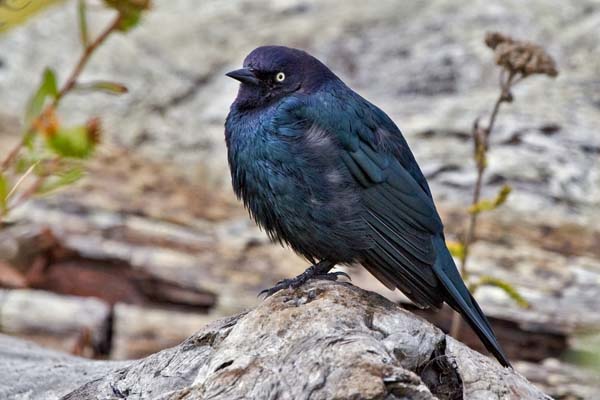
275 72 286 82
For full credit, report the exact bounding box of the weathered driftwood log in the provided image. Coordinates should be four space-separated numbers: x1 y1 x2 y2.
1 280 548 400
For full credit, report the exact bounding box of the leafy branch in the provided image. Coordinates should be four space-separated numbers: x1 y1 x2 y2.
449 32 558 338
0 0 150 222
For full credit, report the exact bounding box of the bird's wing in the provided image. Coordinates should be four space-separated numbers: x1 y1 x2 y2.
275 90 445 308
275 90 512 366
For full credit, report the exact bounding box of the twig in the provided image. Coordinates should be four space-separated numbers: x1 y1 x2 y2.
450 71 516 339
0 139 23 170
459 71 515 274
0 13 122 171
53 14 122 105
449 33 557 341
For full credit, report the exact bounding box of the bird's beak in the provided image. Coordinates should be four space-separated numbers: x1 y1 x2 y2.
226 68 260 86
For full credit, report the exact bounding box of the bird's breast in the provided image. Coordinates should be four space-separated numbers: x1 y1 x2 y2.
225 108 368 262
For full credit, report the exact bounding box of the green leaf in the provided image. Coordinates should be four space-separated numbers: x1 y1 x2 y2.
26 68 58 124
78 0 89 47
472 275 529 308
493 184 512 207
0 173 9 215
468 184 512 214
103 0 151 32
78 81 128 95
46 125 96 159
0 0 62 33
37 167 84 195
117 9 142 31
446 241 465 260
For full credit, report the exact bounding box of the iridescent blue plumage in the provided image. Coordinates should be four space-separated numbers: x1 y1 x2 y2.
225 45 510 367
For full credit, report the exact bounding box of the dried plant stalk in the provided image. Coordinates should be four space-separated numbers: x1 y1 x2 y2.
450 32 558 339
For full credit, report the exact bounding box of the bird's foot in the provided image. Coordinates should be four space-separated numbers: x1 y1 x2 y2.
315 270 351 281
258 262 349 298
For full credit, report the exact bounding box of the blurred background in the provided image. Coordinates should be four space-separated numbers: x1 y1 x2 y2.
0 0 598 398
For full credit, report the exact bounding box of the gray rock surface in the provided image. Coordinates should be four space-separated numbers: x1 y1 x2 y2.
0 333 127 400
0 289 111 355
0 0 598 221
111 303 215 360
2 281 550 400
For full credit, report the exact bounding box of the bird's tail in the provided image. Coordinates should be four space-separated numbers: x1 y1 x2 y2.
432 235 511 367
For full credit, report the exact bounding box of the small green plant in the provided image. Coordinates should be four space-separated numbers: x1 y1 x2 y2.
0 0 150 222
448 32 558 338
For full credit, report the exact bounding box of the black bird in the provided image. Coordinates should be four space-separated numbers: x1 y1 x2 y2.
225 45 511 367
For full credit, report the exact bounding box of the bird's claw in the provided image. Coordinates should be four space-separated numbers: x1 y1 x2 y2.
318 270 351 282
258 278 299 298
258 270 350 299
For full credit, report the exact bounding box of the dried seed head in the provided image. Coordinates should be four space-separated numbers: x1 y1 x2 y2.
485 32 558 78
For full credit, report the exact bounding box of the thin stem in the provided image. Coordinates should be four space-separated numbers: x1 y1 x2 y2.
9 158 60 210
462 71 515 270
53 13 122 105
450 71 516 339
0 12 122 171
0 141 23 170
5 160 39 201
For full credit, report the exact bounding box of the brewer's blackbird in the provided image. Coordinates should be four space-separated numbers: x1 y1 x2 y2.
225 46 510 367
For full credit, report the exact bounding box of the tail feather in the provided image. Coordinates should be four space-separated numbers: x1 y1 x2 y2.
432 236 511 367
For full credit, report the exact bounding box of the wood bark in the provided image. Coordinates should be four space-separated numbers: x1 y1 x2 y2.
1 281 550 400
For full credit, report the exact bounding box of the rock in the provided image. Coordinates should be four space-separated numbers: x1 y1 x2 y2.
0 0 598 222
516 359 599 400
2 281 549 400
0 334 127 400
111 303 215 360
0 289 111 357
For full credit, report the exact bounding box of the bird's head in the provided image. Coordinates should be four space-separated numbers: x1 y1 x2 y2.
226 46 336 110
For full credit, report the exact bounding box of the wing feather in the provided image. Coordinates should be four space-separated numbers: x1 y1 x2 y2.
281 90 445 307
273 89 509 364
